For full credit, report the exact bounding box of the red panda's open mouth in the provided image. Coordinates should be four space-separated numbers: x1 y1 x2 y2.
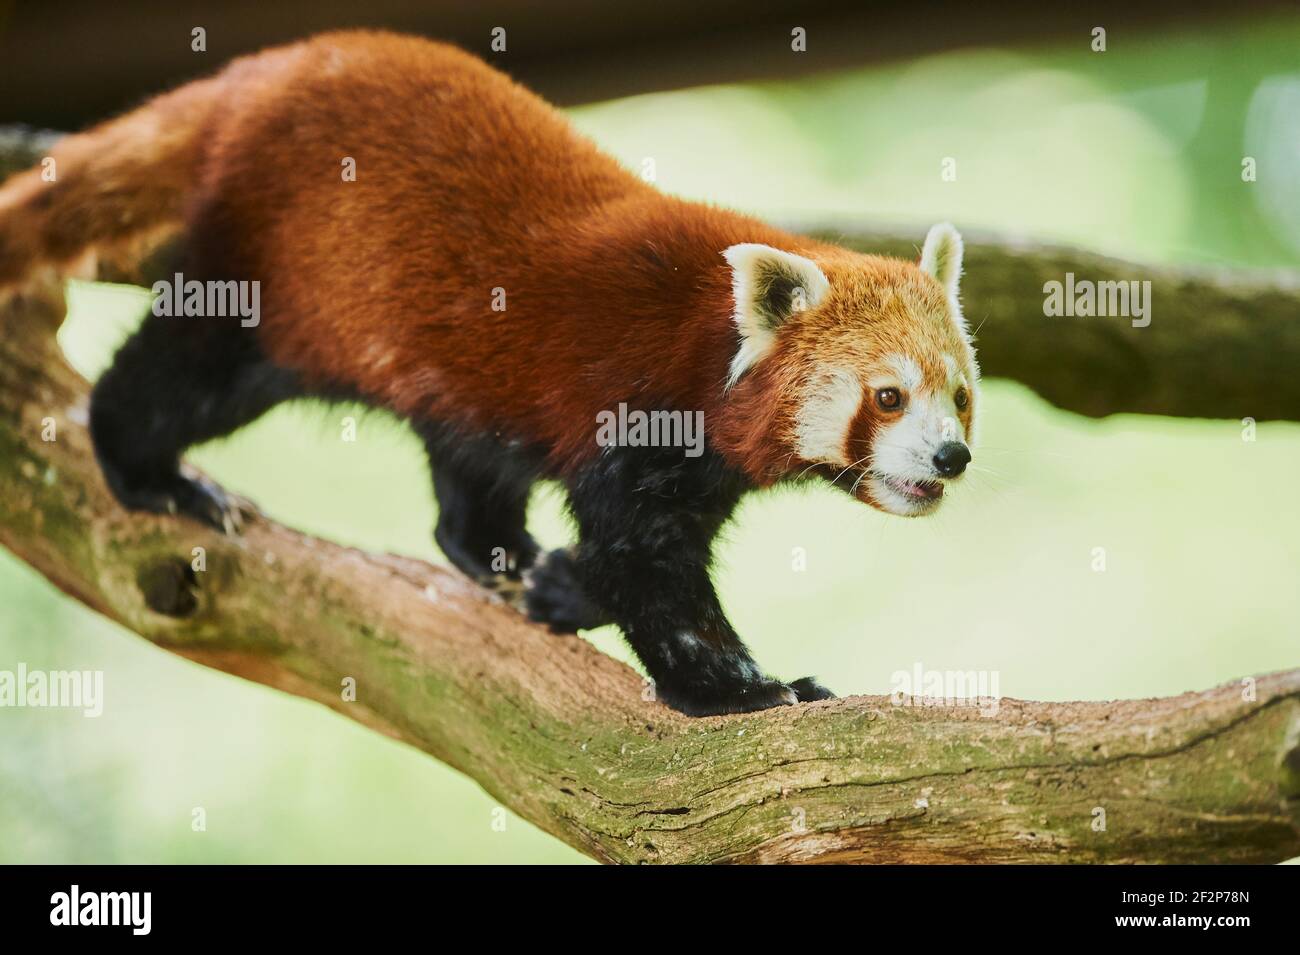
879 475 944 502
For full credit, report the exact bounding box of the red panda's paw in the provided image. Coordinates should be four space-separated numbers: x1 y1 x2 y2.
657 679 799 717
114 468 258 536
789 677 837 703
522 548 612 634
659 676 837 716
171 470 258 535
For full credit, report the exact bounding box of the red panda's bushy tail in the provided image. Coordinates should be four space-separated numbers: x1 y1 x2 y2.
0 74 227 288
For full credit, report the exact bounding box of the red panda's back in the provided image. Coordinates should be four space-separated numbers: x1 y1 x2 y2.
181 31 776 469
192 32 648 403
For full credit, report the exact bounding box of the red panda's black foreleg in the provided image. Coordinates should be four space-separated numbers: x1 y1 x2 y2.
554 444 836 716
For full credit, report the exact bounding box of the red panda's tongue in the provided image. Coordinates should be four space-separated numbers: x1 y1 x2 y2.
900 479 944 500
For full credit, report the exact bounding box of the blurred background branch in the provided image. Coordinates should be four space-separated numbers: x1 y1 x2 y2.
830 231 1300 420
0 126 59 179
1 0 1295 126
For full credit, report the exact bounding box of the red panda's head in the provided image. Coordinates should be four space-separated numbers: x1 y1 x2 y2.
722 223 979 517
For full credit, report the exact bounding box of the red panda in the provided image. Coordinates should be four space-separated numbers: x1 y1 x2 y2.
0 30 979 716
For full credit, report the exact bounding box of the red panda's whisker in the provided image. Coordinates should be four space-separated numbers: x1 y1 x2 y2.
830 454 873 486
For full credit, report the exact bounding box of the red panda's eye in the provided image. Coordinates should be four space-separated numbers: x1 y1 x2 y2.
876 387 902 411
955 387 969 411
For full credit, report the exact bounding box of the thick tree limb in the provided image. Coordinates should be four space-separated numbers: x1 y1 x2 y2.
2 280 1298 863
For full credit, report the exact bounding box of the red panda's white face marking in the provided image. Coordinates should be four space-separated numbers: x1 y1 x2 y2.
792 365 862 466
724 223 978 516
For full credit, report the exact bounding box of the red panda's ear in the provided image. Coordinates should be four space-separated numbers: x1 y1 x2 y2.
722 243 830 388
920 222 964 300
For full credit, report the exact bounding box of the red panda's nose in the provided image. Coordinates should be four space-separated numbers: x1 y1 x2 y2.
933 442 971 477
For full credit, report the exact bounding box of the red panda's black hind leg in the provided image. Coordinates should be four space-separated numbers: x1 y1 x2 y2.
420 422 544 598
424 431 608 629
89 312 300 532
564 445 836 716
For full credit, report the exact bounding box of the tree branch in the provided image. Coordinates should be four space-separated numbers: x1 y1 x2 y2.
2 279 1298 863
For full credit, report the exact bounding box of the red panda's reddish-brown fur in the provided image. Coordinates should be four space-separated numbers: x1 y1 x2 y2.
0 30 969 485
191 32 820 480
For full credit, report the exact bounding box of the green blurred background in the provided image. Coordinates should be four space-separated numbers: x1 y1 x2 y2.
2 15 1298 863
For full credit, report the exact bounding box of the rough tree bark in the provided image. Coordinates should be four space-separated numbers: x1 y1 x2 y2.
1 278 1298 864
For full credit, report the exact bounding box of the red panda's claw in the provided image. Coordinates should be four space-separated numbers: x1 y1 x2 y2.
789 677 837 703
170 471 258 536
